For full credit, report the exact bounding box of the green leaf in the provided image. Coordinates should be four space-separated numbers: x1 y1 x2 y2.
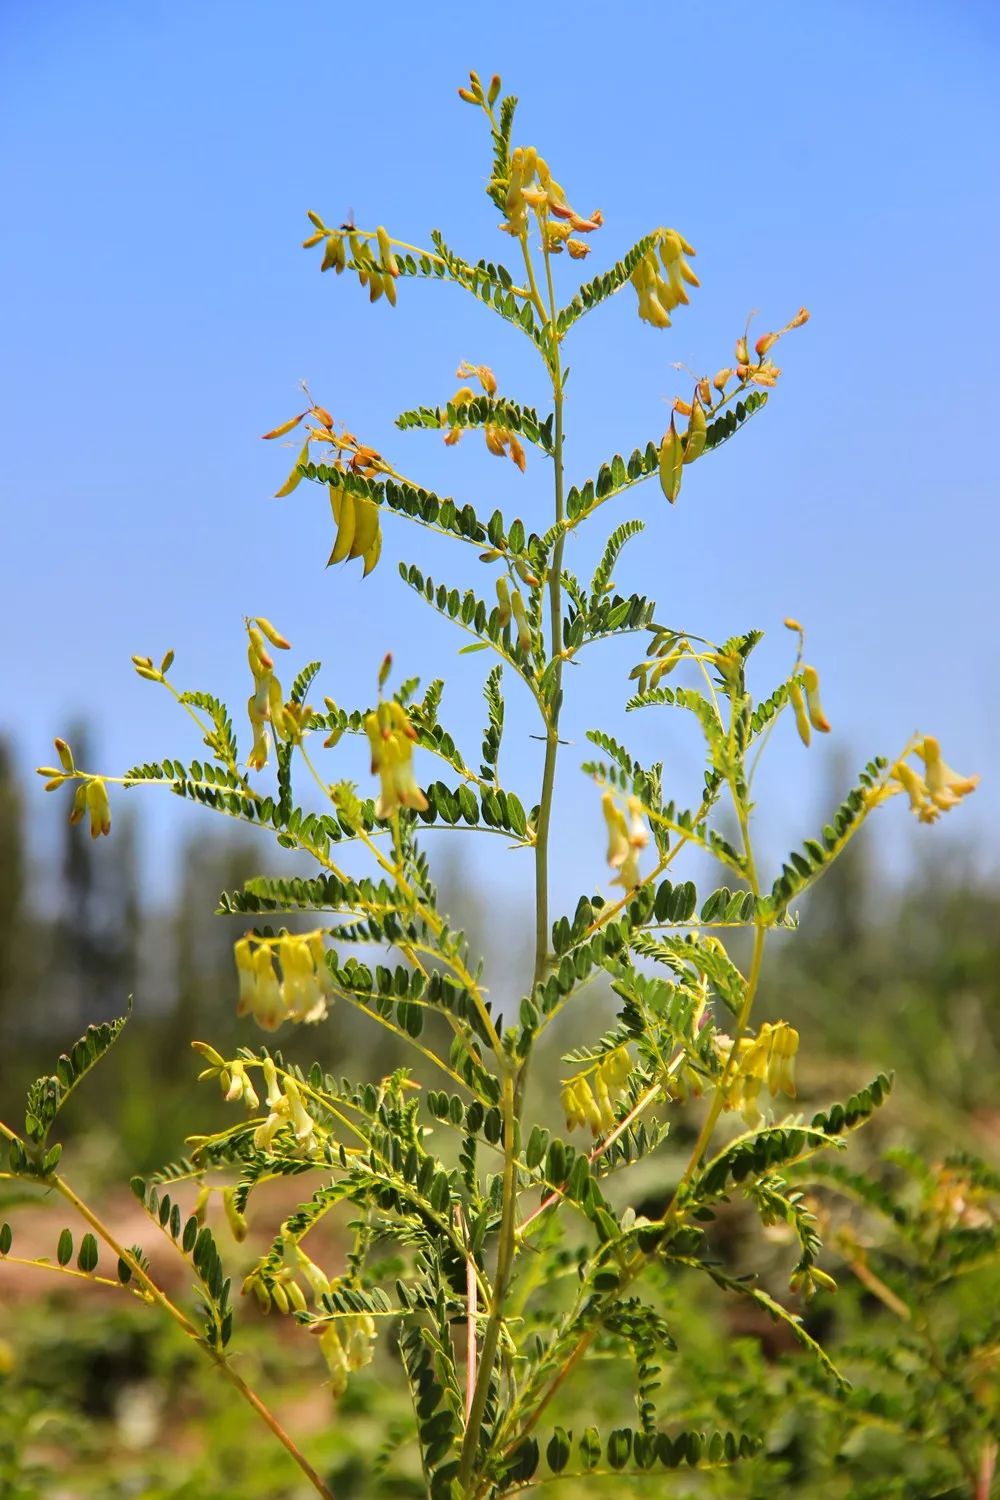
77 1233 99 1273
57 1228 74 1266
23 1000 133 1147
396 396 554 454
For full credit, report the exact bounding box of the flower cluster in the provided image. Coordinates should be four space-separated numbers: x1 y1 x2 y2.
602 791 649 890
498 144 602 246
37 738 113 839
877 737 980 824
302 214 401 305
312 1314 377 1398
716 1021 799 1128
364 700 428 819
560 1046 632 1136
443 362 526 472
632 229 699 329
789 664 831 746
233 932 333 1032
244 1242 333 1315
263 398 387 575
245 618 294 772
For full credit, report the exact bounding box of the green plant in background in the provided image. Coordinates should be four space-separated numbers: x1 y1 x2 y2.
2 69 992 1500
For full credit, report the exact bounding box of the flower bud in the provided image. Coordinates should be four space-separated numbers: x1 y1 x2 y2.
495 576 512 627
802 665 830 733
487 74 501 105
788 679 811 747
510 588 531 652
755 332 779 357
255 618 291 651
54 737 75 772
735 336 749 364
713 368 732 393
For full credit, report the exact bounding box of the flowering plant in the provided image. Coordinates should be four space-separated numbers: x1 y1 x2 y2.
2 69 987 1500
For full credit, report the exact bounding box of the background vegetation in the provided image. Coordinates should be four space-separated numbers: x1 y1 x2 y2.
2 737 997 1497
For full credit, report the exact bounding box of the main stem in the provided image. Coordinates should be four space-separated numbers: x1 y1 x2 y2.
458 231 565 1495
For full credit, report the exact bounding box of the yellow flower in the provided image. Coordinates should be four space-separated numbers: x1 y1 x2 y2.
364 701 428 819
918 736 980 811
602 791 648 890
877 738 979 824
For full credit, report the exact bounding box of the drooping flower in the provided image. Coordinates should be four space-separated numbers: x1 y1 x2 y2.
602 790 649 891
364 700 428 819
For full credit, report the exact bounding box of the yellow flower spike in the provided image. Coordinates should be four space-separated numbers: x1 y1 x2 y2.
917 736 980 811
682 394 707 465
788 678 811 747
510 588 531 653
802 665 831 733
85 778 111 839
657 415 684 504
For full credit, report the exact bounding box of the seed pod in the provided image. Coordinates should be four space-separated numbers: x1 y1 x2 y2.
657 416 684 504
683 396 707 465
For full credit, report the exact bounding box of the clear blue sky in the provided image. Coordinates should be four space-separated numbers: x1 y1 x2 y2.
2 0 997 914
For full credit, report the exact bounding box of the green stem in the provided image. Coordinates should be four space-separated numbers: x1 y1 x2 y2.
459 225 566 1497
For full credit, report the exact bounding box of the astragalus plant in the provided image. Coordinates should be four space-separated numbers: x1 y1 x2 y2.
2 68 983 1500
